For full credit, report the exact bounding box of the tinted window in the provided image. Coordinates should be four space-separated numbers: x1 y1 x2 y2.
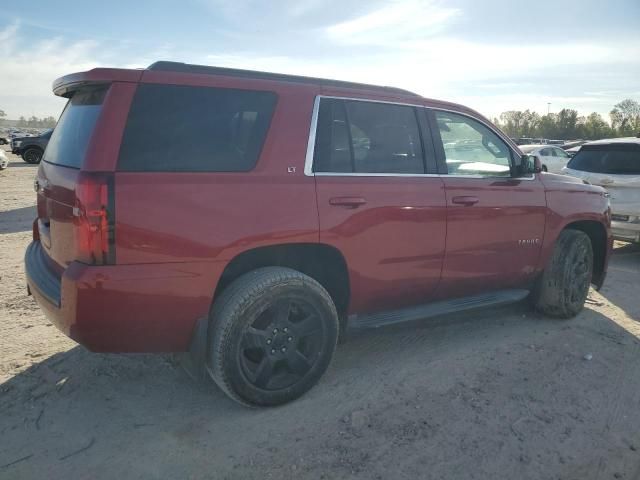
314 98 425 174
43 86 107 168
434 111 511 177
567 144 640 174
313 99 352 173
554 148 569 158
118 84 277 172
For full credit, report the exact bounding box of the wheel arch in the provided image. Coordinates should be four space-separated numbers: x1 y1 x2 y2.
23 145 44 153
563 220 608 289
213 243 351 316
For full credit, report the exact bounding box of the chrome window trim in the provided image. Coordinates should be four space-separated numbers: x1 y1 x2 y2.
304 95 321 176
304 95 535 181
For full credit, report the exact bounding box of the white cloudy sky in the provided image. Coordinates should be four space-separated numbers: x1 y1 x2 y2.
1 0 639 121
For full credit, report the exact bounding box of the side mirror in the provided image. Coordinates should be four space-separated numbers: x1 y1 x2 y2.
515 154 542 176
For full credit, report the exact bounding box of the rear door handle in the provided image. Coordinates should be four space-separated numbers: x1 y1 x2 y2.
329 196 367 208
451 196 479 206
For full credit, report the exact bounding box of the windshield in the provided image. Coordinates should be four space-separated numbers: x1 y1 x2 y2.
567 144 640 174
43 86 108 168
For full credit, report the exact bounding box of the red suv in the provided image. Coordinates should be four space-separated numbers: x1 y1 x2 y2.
26 61 613 406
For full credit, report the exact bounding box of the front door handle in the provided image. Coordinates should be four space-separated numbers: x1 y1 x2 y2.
329 196 367 208
451 196 479 206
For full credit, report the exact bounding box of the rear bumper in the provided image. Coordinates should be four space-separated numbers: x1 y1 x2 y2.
25 241 225 353
612 220 640 243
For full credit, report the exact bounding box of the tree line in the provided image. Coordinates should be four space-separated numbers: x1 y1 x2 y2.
15 115 57 128
0 110 57 129
493 99 640 141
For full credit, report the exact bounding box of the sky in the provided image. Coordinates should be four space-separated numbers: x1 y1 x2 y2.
1 0 639 121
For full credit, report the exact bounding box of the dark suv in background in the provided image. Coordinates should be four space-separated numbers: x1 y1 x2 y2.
12 129 52 164
26 61 612 407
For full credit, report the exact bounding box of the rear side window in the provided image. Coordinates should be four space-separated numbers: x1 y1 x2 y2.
567 144 640 174
313 98 425 174
43 86 107 168
118 84 277 172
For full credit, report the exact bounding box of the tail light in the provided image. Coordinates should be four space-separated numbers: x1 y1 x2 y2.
74 172 115 265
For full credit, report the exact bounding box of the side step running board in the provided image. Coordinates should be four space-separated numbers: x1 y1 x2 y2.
348 289 530 331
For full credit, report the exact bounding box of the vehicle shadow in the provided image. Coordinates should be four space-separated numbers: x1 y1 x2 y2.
0 205 36 234
598 242 640 321
2 301 640 479
6 161 37 168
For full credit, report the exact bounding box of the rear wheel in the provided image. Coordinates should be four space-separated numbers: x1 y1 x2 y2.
207 267 339 407
532 229 593 318
22 148 43 164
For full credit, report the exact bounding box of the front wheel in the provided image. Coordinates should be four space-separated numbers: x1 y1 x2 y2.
532 229 593 318
207 267 339 407
22 148 43 164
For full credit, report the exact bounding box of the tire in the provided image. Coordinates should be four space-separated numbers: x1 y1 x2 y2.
207 267 339 407
22 148 43 164
541 165 548 172
532 229 593 318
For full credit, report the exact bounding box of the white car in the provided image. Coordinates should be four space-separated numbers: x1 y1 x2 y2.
519 144 572 173
563 137 640 243
0 149 8 170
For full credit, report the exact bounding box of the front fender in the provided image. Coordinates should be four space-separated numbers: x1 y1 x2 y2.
538 175 612 287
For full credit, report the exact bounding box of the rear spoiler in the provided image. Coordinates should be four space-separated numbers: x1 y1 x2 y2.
52 68 143 97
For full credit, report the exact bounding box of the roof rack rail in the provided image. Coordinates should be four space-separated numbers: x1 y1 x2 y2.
147 61 420 97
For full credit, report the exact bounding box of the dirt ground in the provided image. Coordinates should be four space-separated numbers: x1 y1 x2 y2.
1 146 640 480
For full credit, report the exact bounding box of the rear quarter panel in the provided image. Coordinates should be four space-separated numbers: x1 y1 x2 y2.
114 76 320 265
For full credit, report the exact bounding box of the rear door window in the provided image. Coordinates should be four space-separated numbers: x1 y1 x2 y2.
567 144 640 174
313 98 425 174
43 86 108 169
118 84 277 172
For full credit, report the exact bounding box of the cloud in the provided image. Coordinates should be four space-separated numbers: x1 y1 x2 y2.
326 0 461 45
1 2 639 121
0 22 102 118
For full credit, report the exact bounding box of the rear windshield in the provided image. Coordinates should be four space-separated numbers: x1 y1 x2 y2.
118 84 277 172
43 86 107 168
567 144 640 174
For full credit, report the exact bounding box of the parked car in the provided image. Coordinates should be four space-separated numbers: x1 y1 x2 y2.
25 61 613 407
0 149 8 170
563 138 640 243
11 129 53 163
519 144 572 173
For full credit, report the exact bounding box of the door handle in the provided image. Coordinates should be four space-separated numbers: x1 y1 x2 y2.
451 196 479 206
329 196 367 208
